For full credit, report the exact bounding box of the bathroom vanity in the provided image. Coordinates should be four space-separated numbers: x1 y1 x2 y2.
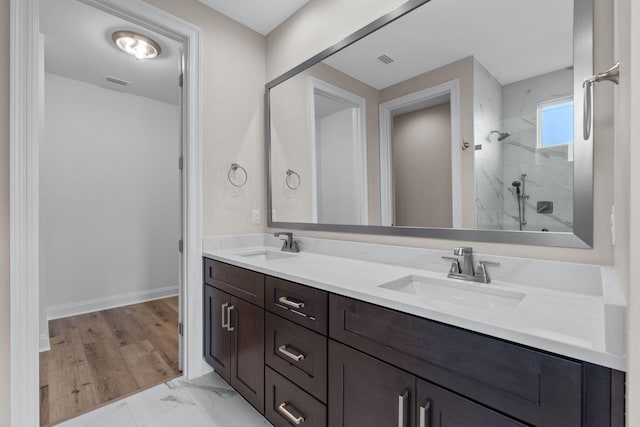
202 240 625 427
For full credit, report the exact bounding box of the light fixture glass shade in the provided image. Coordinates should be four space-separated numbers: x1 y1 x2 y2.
112 31 161 60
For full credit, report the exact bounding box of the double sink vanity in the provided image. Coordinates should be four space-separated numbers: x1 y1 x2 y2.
203 0 625 424
202 234 625 427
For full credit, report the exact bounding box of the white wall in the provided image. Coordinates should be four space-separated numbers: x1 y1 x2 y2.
40 73 180 336
0 0 9 423
146 0 266 237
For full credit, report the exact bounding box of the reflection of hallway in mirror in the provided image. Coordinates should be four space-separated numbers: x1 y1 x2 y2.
392 102 452 227
313 87 367 225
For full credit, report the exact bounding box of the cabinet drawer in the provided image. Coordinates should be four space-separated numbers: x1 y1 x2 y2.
204 258 264 307
266 276 328 334
417 378 527 427
329 294 582 426
265 366 327 427
265 312 327 403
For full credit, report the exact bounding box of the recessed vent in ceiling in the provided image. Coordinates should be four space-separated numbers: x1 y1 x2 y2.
105 76 130 86
377 54 394 65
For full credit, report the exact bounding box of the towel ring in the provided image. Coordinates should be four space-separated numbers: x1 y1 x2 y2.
286 169 301 190
228 163 248 187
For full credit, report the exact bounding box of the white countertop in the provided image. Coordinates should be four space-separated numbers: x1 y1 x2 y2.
203 236 626 371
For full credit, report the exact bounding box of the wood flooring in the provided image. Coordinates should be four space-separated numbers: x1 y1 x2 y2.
39 297 182 426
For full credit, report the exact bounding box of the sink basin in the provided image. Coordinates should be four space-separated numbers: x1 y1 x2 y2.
379 275 525 312
237 249 297 261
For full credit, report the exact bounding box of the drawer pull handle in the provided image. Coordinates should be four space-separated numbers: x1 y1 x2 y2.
221 303 229 329
278 345 305 362
278 402 305 425
226 305 235 332
419 401 431 427
398 390 409 427
279 296 305 309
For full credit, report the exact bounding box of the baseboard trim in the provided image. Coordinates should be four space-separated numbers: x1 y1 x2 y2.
39 334 51 353
46 286 179 322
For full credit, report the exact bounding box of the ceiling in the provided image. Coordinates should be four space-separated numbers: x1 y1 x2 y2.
197 0 310 35
323 0 573 89
40 0 182 105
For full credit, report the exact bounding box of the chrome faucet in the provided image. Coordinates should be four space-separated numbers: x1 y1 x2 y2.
441 247 500 284
274 232 299 253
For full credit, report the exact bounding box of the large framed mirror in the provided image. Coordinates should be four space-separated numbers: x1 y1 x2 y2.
266 0 594 248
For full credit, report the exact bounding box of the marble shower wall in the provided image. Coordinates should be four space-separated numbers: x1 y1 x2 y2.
474 65 574 232
501 68 574 232
473 59 504 230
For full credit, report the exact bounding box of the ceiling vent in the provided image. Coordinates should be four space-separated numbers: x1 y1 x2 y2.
377 54 394 64
105 76 130 86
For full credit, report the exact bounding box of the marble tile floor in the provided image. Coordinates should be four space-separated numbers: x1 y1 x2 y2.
55 372 273 427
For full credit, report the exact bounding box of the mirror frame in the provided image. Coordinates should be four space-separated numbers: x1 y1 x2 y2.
266 0 594 248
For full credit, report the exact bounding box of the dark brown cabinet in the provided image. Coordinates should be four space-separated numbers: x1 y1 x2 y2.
203 260 265 414
416 379 527 427
329 340 415 427
204 258 625 427
204 285 231 380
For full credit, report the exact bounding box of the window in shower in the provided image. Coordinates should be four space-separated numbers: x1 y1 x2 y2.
537 96 574 148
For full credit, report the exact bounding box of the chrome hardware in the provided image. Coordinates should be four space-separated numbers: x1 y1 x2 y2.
278 345 305 362
279 296 305 309
441 256 461 274
398 390 409 427
475 260 500 284
226 305 235 331
453 247 474 276
277 402 305 425
221 303 229 329
583 62 620 139
443 247 500 284
419 401 431 427
274 232 300 253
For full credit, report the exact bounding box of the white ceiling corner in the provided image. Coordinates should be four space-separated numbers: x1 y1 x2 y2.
197 0 310 35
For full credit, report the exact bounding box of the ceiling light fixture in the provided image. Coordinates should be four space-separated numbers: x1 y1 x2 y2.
112 31 161 60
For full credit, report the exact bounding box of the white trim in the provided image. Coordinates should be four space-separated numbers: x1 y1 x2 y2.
45 286 179 322
379 79 462 228
10 2 203 426
307 77 368 224
536 95 574 149
39 335 51 353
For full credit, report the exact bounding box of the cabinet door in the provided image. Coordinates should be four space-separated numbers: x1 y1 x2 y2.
416 378 526 427
329 340 415 427
230 296 265 414
204 285 231 382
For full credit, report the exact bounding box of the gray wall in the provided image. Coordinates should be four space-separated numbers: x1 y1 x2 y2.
392 103 452 228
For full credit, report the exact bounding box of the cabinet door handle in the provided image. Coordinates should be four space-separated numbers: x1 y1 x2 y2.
278 296 305 309
221 303 229 329
398 390 409 427
278 345 305 362
277 402 305 425
419 401 432 427
226 305 235 331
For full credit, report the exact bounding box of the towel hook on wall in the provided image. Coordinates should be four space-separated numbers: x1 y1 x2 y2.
285 169 301 190
228 163 248 187
583 62 620 140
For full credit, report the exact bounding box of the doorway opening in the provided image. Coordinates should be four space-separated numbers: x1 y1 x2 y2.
308 77 368 225
10 1 203 426
379 79 462 228
37 0 184 424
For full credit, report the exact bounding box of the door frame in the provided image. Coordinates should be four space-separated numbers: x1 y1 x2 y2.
379 79 461 227
307 77 368 224
9 1 203 426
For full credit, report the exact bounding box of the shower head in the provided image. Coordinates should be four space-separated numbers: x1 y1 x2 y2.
511 181 521 188
489 130 511 141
